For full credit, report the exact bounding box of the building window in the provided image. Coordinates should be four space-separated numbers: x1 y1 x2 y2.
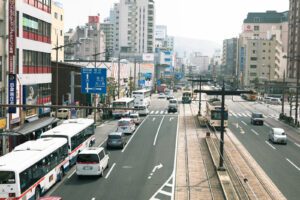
250 57 257 61
254 25 259 31
253 43 255 46
252 50 256 54
54 12 58 19
250 65 257 69
60 30 63 36
23 50 51 74
250 73 257 76
263 43 266 45
60 15 63 21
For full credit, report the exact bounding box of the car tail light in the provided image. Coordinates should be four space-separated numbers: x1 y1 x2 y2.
8 193 16 197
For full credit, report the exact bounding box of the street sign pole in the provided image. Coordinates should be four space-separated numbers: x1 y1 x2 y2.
219 81 225 170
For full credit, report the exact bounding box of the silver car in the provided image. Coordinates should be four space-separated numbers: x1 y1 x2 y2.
269 128 287 144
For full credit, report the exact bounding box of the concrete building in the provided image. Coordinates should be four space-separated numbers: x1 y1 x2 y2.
189 52 209 73
287 1 300 81
110 0 155 54
239 10 288 87
51 1 64 62
64 15 106 62
100 19 114 57
222 38 238 85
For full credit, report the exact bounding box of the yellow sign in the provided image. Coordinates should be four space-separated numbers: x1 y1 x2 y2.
0 118 7 129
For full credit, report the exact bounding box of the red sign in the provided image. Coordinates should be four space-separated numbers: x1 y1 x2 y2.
8 0 16 74
88 16 99 24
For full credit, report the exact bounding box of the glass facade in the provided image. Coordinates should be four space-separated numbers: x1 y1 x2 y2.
23 50 51 74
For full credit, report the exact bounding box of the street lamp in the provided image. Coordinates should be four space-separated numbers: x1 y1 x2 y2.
52 37 81 117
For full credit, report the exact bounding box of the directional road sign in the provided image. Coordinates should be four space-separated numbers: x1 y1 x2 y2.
81 68 107 94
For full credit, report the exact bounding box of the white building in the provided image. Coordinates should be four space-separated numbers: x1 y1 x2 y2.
189 52 209 73
110 0 155 54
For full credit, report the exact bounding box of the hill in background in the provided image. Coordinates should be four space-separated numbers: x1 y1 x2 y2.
174 36 221 57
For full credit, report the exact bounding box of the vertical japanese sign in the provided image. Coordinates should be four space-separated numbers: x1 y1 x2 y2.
8 74 16 113
8 0 16 74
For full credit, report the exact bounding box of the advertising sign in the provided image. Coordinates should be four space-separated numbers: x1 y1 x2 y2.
81 68 107 94
0 118 7 129
8 0 16 74
8 74 16 113
143 53 154 61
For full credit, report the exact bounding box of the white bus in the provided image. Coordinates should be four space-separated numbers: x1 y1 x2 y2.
206 98 228 128
41 118 95 165
112 98 134 118
132 89 151 107
0 138 69 200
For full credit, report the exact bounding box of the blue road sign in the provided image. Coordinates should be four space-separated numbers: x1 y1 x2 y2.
138 80 145 87
81 68 107 94
8 74 16 113
157 80 161 86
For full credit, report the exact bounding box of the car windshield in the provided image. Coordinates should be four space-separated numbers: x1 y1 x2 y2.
77 154 99 163
253 114 263 118
118 120 130 126
130 115 138 118
108 135 121 139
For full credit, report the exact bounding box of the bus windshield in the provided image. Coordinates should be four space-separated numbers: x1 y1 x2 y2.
113 102 126 107
211 111 228 120
0 171 15 184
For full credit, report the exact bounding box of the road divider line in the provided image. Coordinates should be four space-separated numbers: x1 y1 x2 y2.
251 129 259 136
264 122 271 127
265 141 276 150
91 198 96 200
286 158 300 171
294 143 300 148
98 138 108 148
153 116 165 146
67 169 76 179
122 115 149 153
241 121 247 126
105 163 116 179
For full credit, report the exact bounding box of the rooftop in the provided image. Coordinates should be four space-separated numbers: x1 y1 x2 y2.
243 10 288 24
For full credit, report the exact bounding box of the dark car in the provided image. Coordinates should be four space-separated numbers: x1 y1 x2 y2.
251 113 264 125
106 132 127 149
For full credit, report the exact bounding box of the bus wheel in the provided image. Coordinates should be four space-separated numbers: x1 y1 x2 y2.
34 187 41 200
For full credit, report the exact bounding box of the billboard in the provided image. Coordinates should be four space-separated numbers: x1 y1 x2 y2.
143 53 154 62
8 0 16 74
8 74 16 113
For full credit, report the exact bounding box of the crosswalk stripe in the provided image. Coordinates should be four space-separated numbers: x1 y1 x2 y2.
242 113 247 117
165 111 168 114
229 113 233 116
237 113 242 117
246 113 251 117
150 111 154 114
232 113 237 117
160 111 164 114
155 111 159 114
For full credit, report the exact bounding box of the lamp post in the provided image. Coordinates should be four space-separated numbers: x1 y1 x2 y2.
52 37 80 117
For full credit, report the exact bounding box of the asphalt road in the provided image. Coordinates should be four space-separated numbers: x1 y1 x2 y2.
226 99 300 200
46 95 179 200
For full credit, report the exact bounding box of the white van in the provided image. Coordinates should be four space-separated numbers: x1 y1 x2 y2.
117 118 136 134
269 98 281 105
76 147 109 177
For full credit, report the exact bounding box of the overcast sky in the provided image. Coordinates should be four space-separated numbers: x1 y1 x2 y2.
61 0 288 44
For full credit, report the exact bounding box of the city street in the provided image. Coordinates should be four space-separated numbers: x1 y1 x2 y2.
226 98 300 200
47 95 178 200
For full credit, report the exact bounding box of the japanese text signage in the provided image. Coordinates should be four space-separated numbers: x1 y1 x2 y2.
81 68 107 94
8 0 16 74
8 74 16 113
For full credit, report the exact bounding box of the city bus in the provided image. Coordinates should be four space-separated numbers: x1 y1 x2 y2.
112 98 134 118
206 98 228 128
182 91 192 104
132 89 151 116
0 138 69 200
41 118 95 165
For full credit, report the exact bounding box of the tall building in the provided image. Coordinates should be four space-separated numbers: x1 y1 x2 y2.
154 25 174 51
51 1 64 62
110 0 155 54
101 19 114 57
222 38 238 85
189 52 209 73
239 10 288 87
287 1 300 81
64 15 106 61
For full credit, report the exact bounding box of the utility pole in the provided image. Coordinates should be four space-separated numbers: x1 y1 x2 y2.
118 53 120 99
2 0 7 155
134 58 136 91
138 61 141 89
194 84 254 170
282 71 285 115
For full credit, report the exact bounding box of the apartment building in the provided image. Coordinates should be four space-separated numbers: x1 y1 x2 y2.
189 52 209 74
287 0 300 81
239 10 288 87
222 38 238 85
51 1 64 62
100 19 114 57
110 0 155 54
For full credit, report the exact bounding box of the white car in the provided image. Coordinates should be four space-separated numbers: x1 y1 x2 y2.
269 128 287 144
76 147 109 177
158 93 166 99
129 113 142 125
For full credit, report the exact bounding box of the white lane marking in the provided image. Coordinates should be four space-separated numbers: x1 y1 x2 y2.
160 111 164 114
155 111 159 114
105 163 116 179
242 113 247 117
169 117 174 122
251 129 259 136
264 122 271 127
265 141 276 150
295 143 300 148
153 116 165 146
237 113 242 117
152 163 163 173
159 190 172 197
232 113 237 117
152 117 156 121
148 176 151 179
246 113 251 117
286 158 300 171
91 198 96 200
98 138 108 147
241 121 247 126
165 183 172 187
165 111 168 114
67 169 76 179
150 111 154 114
229 113 233 116
122 115 149 153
